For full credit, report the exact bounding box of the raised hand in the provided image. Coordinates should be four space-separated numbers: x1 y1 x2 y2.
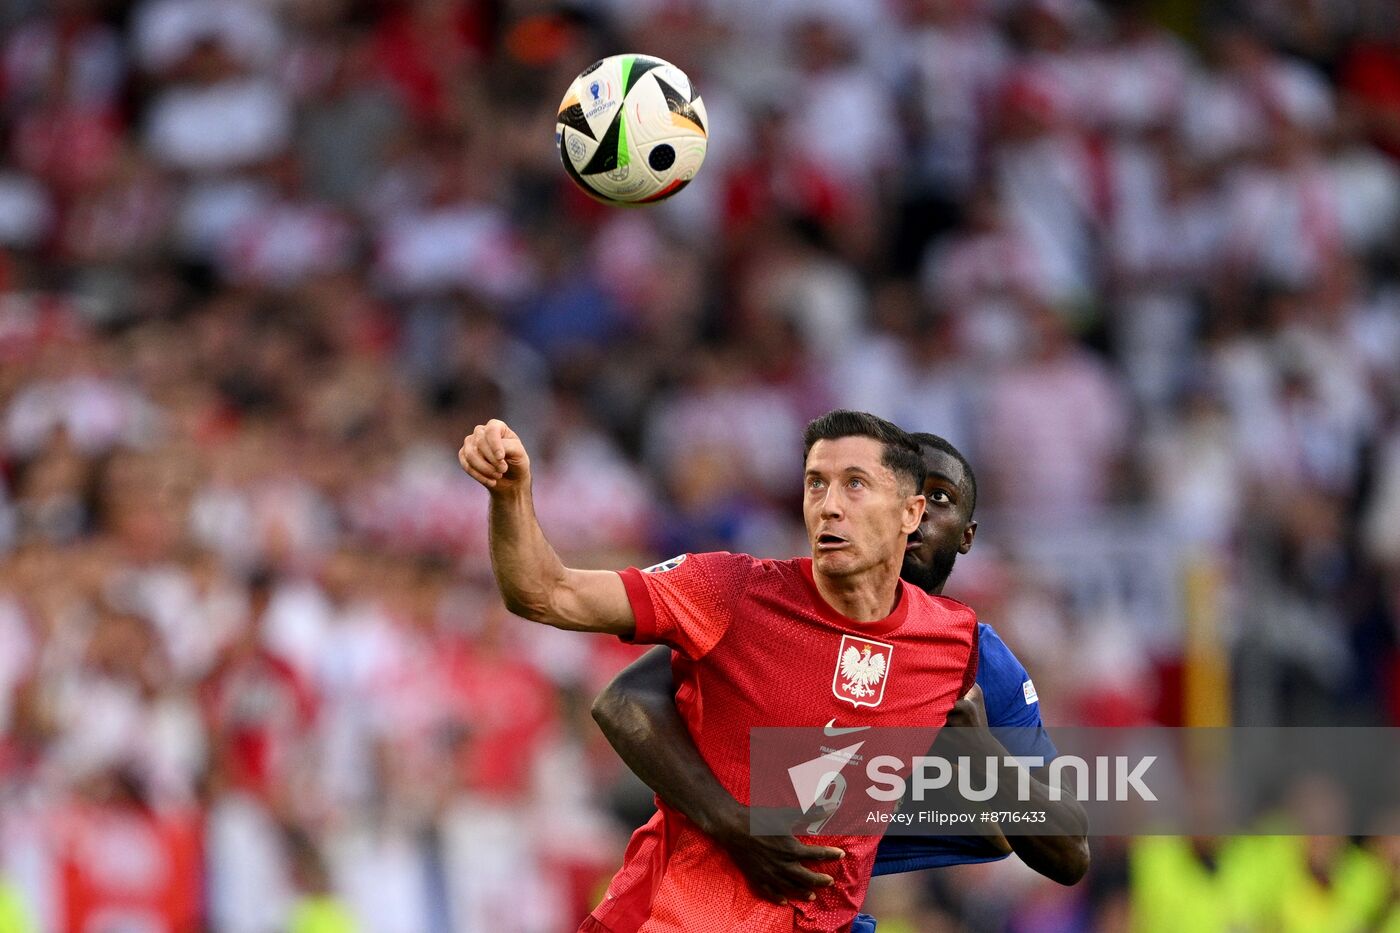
459 419 531 493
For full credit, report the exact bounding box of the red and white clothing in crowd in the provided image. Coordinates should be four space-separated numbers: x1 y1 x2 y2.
1179 49 1334 163
3 12 124 109
1221 154 1345 288
375 203 533 300
347 431 652 559
644 370 806 499
992 126 1100 305
979 341 1131 521
354 622 568 932
4 10 126 194
925 211 1052 308
4 376 161 460
782 62 901 198
12 104 123 195
216 200 355 287
359 613 560 802
55 801 202 933
131 0 281 75
144 77 294 173
895 2 1010 197
1105 141 1226 287
189 476 338 575
922 195 1058 364
200 641 317 800
1074 26 1190 135
446 639 558 798
369 1 491 123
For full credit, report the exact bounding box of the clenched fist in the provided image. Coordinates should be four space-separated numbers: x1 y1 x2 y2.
459 419 532 493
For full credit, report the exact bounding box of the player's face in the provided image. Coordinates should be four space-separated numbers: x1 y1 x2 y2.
901 447 976 595
804 437 924 580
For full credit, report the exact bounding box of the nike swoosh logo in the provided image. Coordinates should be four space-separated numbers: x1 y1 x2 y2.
823 718 870 737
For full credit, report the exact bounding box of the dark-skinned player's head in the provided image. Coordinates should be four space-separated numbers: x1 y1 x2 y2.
801 410 926 581
901 432 978 595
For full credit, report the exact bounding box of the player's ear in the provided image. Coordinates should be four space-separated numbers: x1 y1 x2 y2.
960 520 978 554
901 493 925 535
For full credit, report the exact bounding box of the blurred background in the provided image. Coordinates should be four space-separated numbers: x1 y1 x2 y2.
2 0 1400 929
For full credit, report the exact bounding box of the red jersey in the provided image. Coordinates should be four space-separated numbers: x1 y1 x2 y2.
583 552 978 933
58 802 202 933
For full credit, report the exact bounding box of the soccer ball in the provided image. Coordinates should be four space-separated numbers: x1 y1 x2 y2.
555 54 708 205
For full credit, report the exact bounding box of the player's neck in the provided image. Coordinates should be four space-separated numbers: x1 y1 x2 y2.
812 559 903 622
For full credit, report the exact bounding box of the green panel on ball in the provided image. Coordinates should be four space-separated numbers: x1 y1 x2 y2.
623 56 665 95
617 108 629 168
580 110 623 175
621 55 634 94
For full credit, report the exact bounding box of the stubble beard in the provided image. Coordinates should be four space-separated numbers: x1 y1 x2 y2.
901 546 959 595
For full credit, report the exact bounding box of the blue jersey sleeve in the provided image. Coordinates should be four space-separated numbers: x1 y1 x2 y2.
872 622 1056 876
976 623 1057 762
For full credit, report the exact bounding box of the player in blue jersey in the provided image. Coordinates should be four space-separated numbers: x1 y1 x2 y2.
590 432 1088 923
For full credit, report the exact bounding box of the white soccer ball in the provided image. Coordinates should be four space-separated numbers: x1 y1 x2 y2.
555 54 708 205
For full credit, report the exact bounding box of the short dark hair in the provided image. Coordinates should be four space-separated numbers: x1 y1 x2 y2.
910 432 977 518
803 410 924 493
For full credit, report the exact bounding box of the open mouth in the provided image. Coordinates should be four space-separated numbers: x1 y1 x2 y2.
905 529 924 553
816 532 849 550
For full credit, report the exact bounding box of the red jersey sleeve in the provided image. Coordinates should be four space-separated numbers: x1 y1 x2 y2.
960 625 980 697
616 552 757 660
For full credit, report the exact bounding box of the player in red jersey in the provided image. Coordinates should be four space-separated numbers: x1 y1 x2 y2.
458 410 980 931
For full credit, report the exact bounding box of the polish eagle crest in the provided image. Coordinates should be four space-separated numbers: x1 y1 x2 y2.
832 635 893 708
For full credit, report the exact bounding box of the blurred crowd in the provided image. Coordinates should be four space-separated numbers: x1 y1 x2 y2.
3 0 1400 928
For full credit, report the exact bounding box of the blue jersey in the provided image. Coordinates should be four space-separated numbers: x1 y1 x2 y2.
871 622 1056 875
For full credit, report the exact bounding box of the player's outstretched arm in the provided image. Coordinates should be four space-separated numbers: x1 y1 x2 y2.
1005 776 1090 886
593 646 846 904
459 420 634 635
946 686 1090 885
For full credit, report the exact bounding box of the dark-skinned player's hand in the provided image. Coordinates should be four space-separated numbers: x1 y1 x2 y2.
941 683 998 759
712 808 845 905
942 684 1013 853
944 683 989 730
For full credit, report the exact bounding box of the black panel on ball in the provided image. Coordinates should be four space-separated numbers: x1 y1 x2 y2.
654 77 706 135
560 132 617 203
557 102 596 141
580 111 623 175
648 145 676 171
625 57 666 95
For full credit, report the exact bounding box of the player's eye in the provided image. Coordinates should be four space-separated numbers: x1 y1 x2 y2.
929 489 950 503
848 478 864 490
807 478 825 491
